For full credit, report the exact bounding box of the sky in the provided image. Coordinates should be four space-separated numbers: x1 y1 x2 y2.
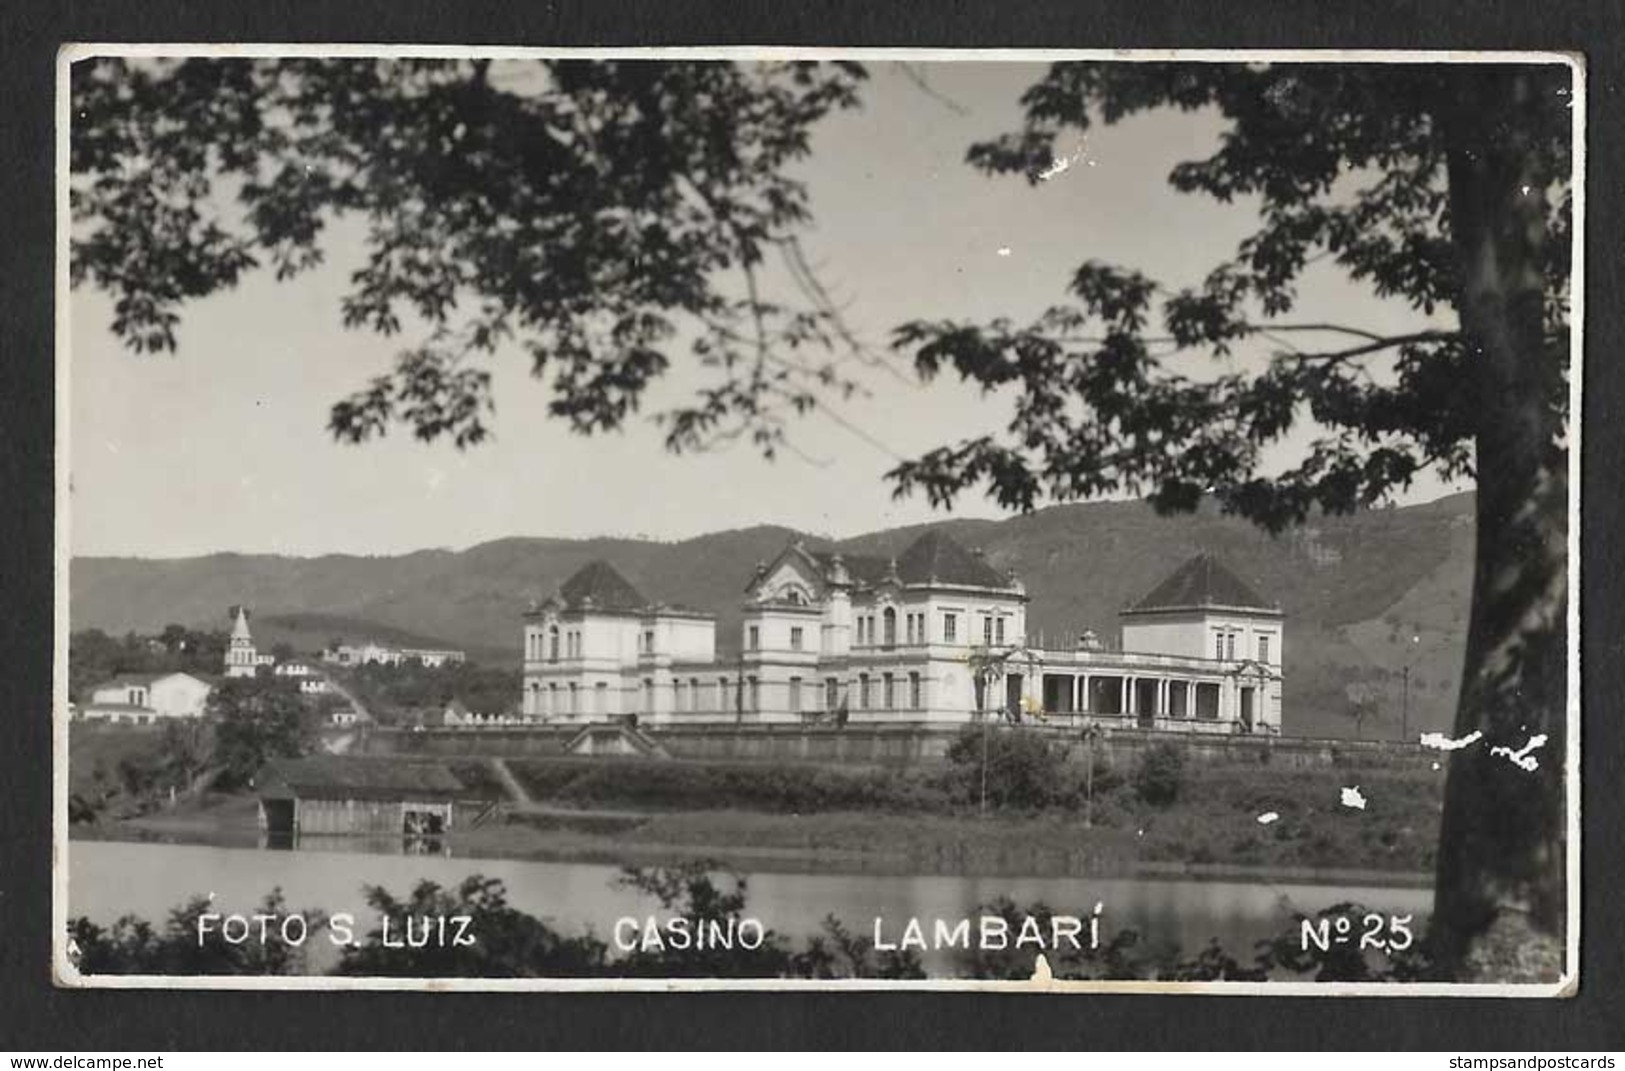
67 59 1465 559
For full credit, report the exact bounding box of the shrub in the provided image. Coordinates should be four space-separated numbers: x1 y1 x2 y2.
944 724 1068 810
506 758 946 814
1132 742 1185 807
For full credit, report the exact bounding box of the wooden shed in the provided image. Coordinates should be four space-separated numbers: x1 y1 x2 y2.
256 756 487 837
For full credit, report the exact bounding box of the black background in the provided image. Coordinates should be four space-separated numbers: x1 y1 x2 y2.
2 0 1621 1051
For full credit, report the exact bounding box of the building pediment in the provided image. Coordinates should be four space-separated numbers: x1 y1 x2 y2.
747 544 831 605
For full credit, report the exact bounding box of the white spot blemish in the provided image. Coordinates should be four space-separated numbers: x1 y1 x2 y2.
1431 761 1441 771
1490 733 1549 772
1037 156 1073 181
996 246 1013 258
1037 141 1089 181
1340 786 1367 810
1420 730 1483 751
1257 811 1280 824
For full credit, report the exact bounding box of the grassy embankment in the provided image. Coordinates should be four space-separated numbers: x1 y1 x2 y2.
462 754 1444 880
74 723 1443 879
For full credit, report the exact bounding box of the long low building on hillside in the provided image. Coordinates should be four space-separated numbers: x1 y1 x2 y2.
518 532 1285 734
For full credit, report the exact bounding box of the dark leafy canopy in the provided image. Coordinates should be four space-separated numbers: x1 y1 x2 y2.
888 63 1572 531
71 57 868 454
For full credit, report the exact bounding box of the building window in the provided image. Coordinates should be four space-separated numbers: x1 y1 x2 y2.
568 683 578 714
674 680 686 712
790 626 804 651
547 683 558 714
1258 635 1271 663
883 673 895 710
1214 633 1225 660
719 677 732 713
789 677 802 712
1225 633 1237 660
859 673 870 710
748 625 760 651
594 682 608 714
909 671 922 710
983 615 994 645
643 678 655 713
642 630 655 655
995 617 1006 645
944 613 957 643
747 676 760 710
883 608 897 647
548 627 560 662
825 677 839 711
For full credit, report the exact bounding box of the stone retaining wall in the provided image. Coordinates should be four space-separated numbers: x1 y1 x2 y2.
357 722 1434 770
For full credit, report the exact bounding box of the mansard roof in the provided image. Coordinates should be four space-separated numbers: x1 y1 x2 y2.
894 530 1012 589
1125 553 1280 615
806 550 892 588
558 560 650 613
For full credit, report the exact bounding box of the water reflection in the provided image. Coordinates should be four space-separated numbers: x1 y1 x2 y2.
260 831 450 857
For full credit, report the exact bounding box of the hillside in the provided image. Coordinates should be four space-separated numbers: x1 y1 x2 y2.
70 493 1477 739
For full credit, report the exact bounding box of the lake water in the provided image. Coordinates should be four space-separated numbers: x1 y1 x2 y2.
68 838 1432 976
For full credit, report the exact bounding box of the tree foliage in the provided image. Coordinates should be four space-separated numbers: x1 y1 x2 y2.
71 57 869 456
68 889 321 976
1132 741 1186 807
208 677 314 789
945 723 1070 810
68 625 226 700
887 63 1570 532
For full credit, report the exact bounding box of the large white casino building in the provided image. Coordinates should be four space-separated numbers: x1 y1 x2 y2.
520 531 1284 734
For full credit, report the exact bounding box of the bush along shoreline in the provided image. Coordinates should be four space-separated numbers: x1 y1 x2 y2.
65 860 1441 982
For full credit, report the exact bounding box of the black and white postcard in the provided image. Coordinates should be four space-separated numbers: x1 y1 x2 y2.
55 46 1582 993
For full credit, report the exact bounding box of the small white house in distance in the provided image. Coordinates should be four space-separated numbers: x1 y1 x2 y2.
273 660 332 694
322 642 466 668
82 671 214 724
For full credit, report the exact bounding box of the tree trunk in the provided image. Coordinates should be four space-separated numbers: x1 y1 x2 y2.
1431 67 1570 983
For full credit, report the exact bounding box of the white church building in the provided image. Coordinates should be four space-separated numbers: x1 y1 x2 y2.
520 531 1284 734
223 605 276 679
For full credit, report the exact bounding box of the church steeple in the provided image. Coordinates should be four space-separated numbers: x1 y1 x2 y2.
224 604 260 678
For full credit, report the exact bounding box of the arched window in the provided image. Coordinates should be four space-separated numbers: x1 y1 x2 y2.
882 607 897 648
548 625 560 662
